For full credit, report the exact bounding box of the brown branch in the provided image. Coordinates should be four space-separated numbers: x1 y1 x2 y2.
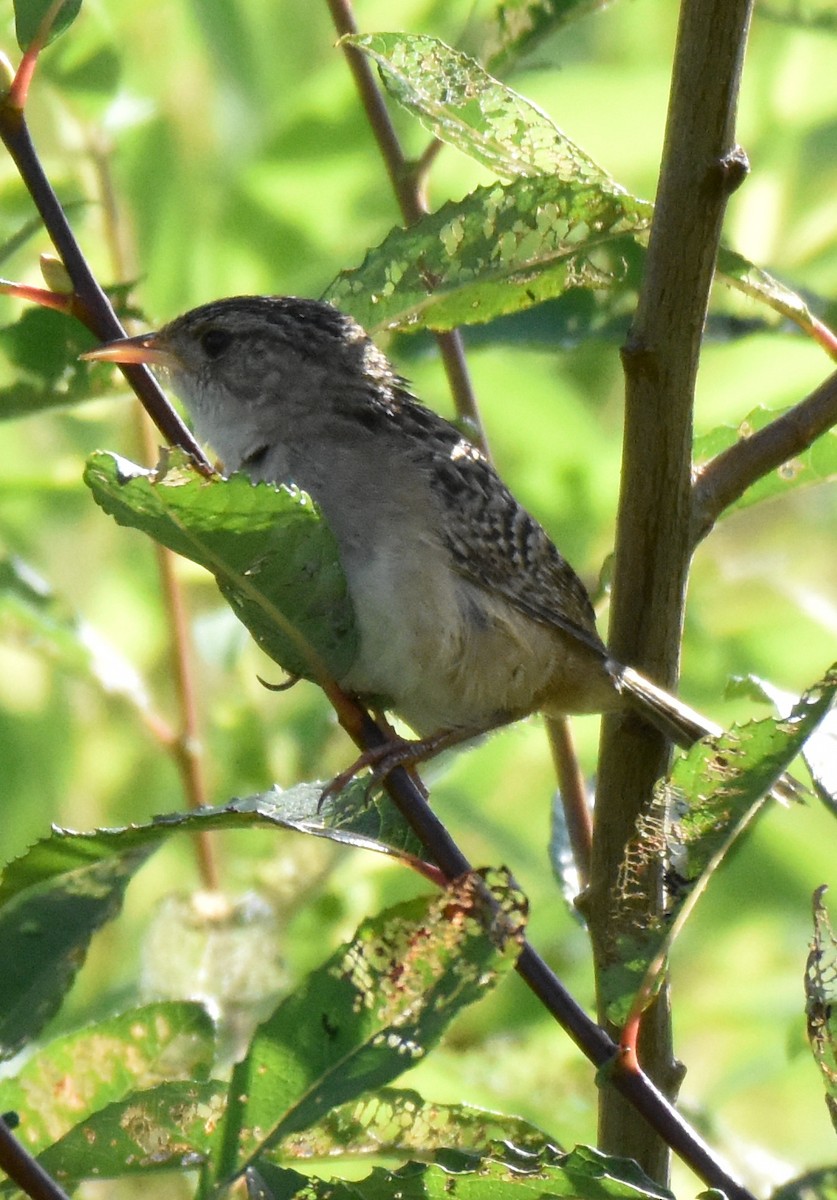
591 0 755 1180
0 107 209 469
324 0 485 444
691 366 837 546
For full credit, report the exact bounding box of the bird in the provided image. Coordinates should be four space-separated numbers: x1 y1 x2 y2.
84 294 726 773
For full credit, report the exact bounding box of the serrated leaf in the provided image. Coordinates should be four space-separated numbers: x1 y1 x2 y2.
0 783 422 1063
250 1142 672 1200
0 1002 215 1157
83 449 357 683
602 665 837 1026
14 0 82 51
806 887 837 1135
215 870 527 1184
327 176 648 333
336 36 832 350
0 554 151 712
348 33 620 190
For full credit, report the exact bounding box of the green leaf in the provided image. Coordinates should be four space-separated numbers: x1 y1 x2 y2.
805 886 837 1135
602 664 837 1025
215 870 527 1184
83 449 358 684
0 838 157 1060
474 0 619 74
17 1079 225 1188
250 1143 672 1200
346 33 621 190
0 1002 215 1156
14 0 83 52
694 403 837 517
267 1087 557 1163
0 306 118 419
327 176 648 333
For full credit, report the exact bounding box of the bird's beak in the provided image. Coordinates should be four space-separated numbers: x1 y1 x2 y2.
81 331 180 370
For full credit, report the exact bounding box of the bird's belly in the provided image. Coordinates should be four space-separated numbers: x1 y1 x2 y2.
338 552 616 736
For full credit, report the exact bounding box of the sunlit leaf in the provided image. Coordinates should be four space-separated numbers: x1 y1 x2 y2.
19 1079 225 1187
805 886 837 1135
347 33 620 189
84 449 358 684
13 0 82 51
270 1087 557 1162
250 1143 672 1200
0 1003 215 1156
214 870 527 1184
601 665 837 1025
327 176 647 333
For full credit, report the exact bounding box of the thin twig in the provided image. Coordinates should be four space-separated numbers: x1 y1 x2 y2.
691 366 837 545
324 0 485 443
0 108 208 467
546 716 592 889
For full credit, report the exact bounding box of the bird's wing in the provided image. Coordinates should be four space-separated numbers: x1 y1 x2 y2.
426 435 607 658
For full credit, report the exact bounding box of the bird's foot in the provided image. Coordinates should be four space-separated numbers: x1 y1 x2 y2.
318 726 476 809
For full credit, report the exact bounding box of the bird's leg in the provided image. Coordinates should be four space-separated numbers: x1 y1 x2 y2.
320 720 496 806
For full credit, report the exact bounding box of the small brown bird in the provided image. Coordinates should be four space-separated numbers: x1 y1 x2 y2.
86 295 721 758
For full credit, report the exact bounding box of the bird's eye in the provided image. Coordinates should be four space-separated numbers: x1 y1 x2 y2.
200 327 233 359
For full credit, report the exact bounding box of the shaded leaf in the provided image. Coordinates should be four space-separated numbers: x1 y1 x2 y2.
805 887 837 1135
759 0 837 32
0 838 156 1060
772 1166 837 1200
84 449 357 683
694 404 837 517
0 306 117 419
0 1003 215 1157
215 870 527 1184
602 665 837 1025
473 0 619 74
13 0 82 51
327 176 647 334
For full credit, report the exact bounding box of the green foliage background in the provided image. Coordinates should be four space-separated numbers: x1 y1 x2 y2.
1 0 837 1190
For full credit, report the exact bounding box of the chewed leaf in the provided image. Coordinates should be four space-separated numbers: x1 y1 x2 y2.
347 33 621 191
215 870 527 1184
602 664 837 1026
327 176 648 333
0 1003 215 1156
805 887 837 1135
84 449 357 684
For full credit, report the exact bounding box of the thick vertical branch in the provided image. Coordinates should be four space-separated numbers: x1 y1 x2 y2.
589 0 754 1182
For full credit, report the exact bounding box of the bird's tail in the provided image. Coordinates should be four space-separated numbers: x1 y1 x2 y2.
607 661 803 802
608 662 723 748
